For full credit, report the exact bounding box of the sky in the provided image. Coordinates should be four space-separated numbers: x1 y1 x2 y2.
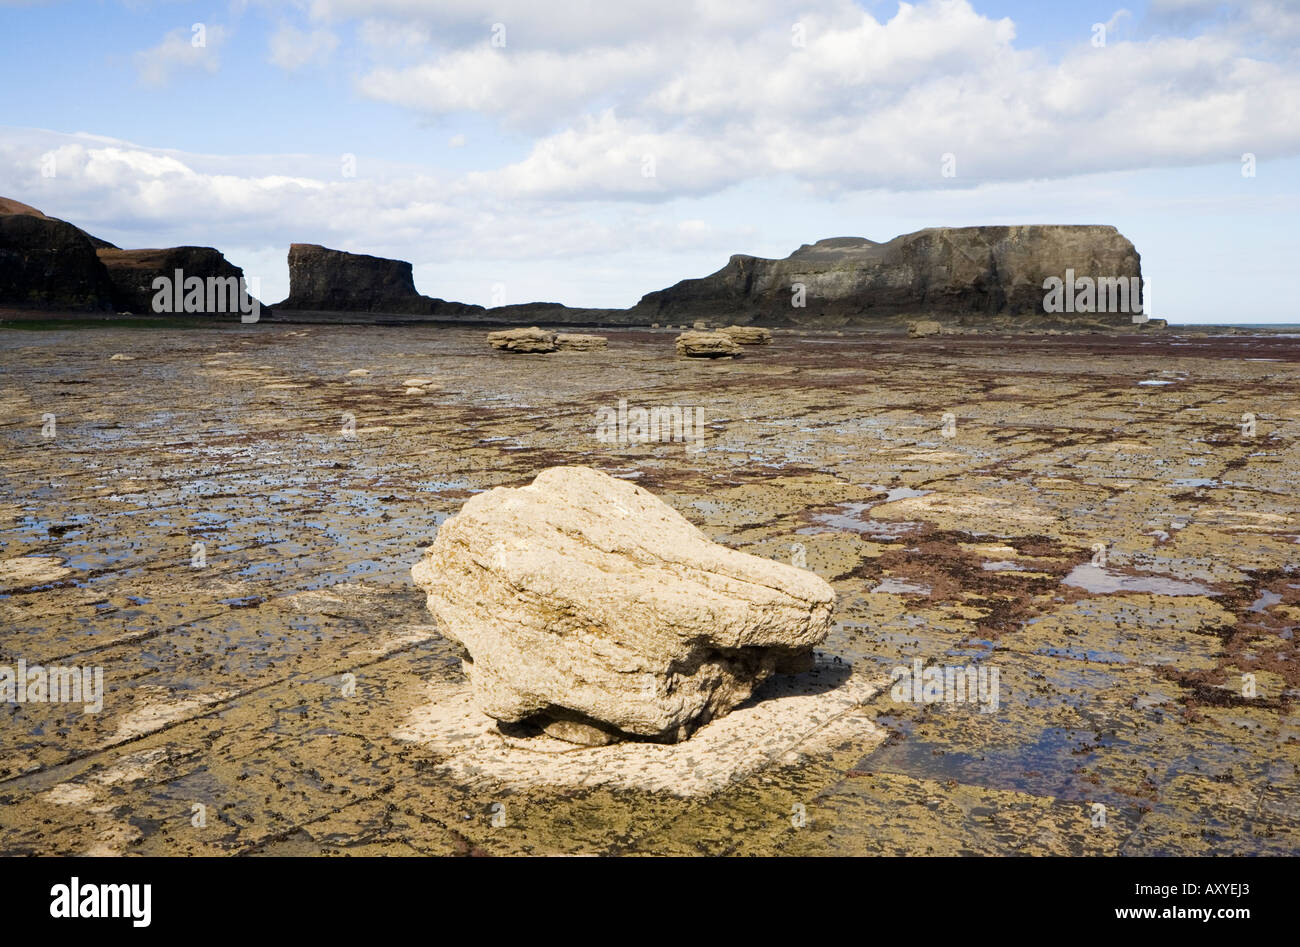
1 0 1297 322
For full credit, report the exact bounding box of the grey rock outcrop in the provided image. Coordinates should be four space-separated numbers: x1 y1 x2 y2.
634 226 1142 326
410 466 836 743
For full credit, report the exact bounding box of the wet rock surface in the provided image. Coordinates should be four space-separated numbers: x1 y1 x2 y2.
411 465 835 742
0 324 1297 854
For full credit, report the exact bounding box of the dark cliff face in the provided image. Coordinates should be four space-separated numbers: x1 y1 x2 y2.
632 225 1143 326
97 247 260 315
1 198 252 315
0 196 1147 329
0 212 115 310
275 243 484 316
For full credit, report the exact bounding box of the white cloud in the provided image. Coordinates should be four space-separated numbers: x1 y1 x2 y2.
8 1 1300 318
134 24 227 86
337 0 1300 200
268 24 339 70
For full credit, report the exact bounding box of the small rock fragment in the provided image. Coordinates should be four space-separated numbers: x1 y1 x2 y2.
907 320 944 337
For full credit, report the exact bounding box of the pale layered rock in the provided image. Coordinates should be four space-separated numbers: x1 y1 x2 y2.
0 556 72 592
487 327 557 353
720 325 773 344
675 330 742 358
410 465 836 743
554 333 608 351
908 320 944 337
395 656 885 795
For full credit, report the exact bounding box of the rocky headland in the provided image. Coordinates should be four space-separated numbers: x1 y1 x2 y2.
0 197 258 316
633 226 1145 328
1 195 1155 331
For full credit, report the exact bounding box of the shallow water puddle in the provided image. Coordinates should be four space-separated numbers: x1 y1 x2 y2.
1061 563 1215 596
872 577 932 596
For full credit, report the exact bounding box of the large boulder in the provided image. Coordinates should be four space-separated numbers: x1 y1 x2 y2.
411 466 836 744
907 319 944 337
675 329 742 358
96 247 263 316
0 207 114 309
487 326 557 353
633 225 1142 327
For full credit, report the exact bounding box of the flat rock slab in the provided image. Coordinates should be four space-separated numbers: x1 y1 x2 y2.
0 556 72 592
675 330 742 358
487 327 556 353
555 333 607 351
720 325 773 344
394 655 887 796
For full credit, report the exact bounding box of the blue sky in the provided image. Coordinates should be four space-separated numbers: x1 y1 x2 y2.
1 0 1297 321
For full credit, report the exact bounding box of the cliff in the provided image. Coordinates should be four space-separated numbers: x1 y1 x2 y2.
1 196 1149 329
97 247 263 315
632 226 1143 326
0 206 115 310
1 197 255 316
273 243 484 316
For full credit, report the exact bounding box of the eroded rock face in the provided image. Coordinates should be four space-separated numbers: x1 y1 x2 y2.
410 466 836 743
675 330 742 358
487 326 557 352
0 210 114 310
635 225 1142 326
96 247 262 315
275 243 484 316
